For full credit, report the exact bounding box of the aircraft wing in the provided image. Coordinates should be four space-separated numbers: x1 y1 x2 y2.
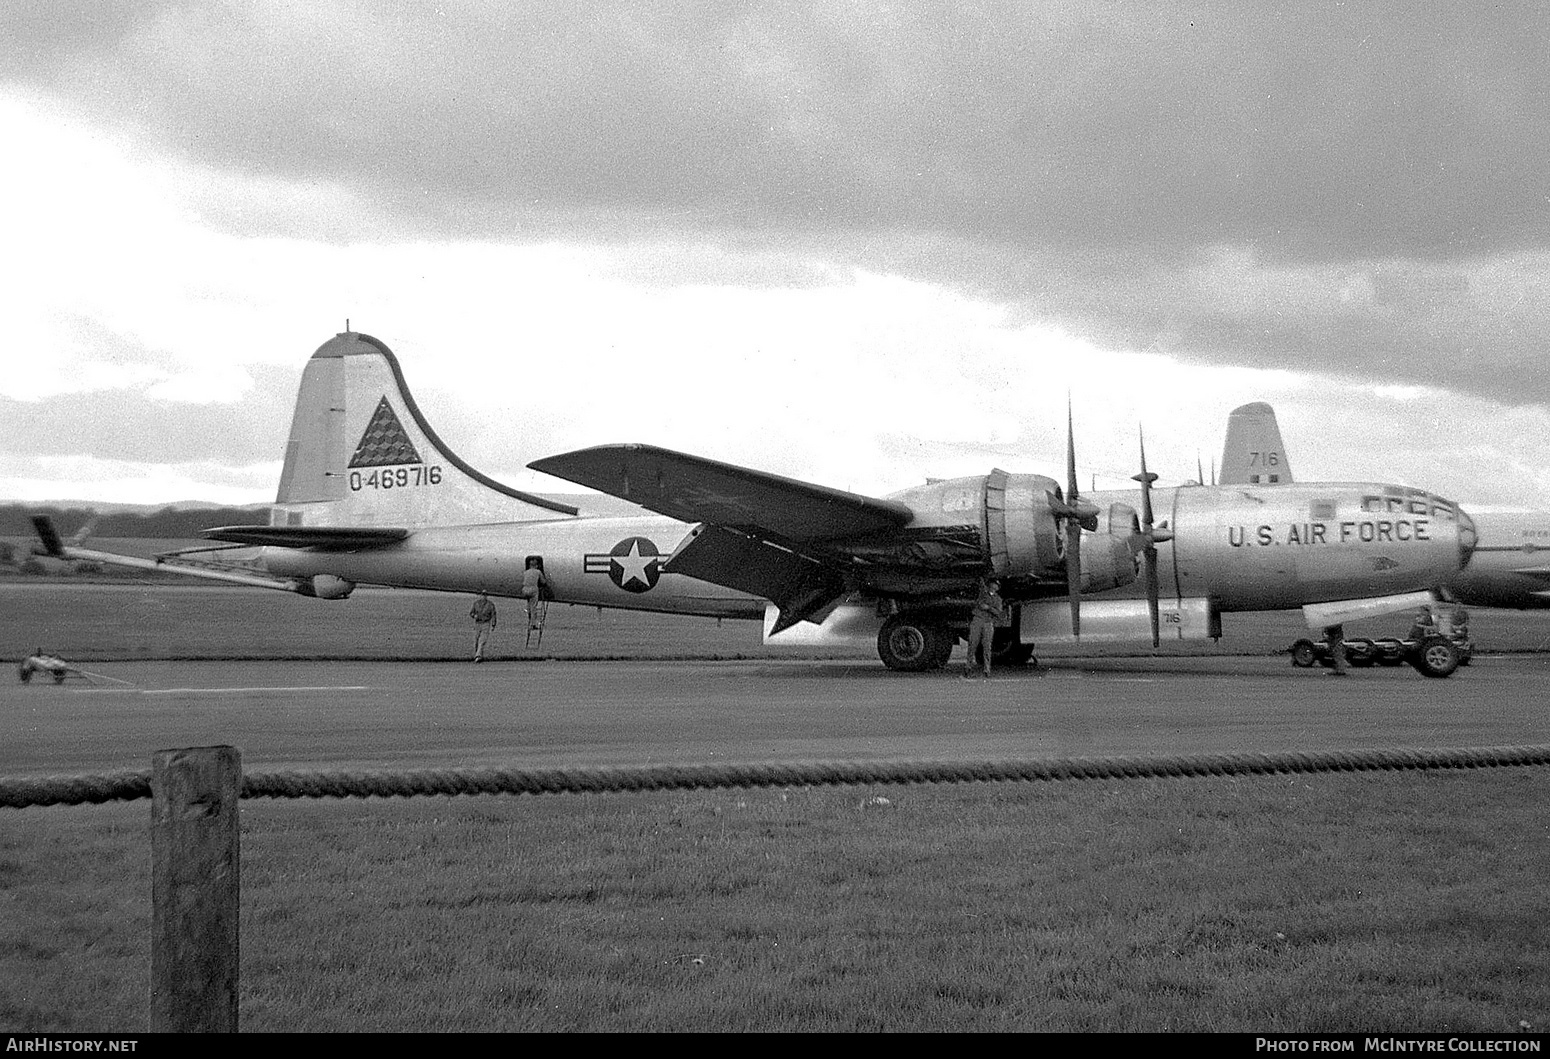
530 445 915 631
201 525 410 549
528 444 912 541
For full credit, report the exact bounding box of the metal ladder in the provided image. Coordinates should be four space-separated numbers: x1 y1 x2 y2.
525 599 549 649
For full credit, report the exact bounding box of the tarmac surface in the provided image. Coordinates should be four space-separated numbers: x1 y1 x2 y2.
6 653 1549 778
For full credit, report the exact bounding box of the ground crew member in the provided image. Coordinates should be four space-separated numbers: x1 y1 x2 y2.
1408 606 1437 642
1448 606 1469 640
964 577 1008 679
519 558 552 629
470 591 497 662
1322 623 1347 676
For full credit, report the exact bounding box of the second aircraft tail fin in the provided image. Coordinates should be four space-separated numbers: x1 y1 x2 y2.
1218 402 1294 486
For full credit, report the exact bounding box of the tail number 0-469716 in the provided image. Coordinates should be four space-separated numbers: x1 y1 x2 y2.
349 466 443 491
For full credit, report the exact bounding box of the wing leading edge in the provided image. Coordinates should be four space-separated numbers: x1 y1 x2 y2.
528 444 912 541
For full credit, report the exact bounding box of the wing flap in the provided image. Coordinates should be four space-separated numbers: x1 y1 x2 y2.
202 525 410 549
529 444 912 542
664 524 846 631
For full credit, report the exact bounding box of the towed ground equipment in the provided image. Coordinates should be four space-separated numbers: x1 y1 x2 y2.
1289 632 1472 679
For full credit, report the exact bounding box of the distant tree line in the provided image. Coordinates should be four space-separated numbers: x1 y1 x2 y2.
0 504 268 540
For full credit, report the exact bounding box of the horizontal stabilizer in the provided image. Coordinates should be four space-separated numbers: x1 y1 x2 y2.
202 525 410 549
35 542 314 592
530 444 912 542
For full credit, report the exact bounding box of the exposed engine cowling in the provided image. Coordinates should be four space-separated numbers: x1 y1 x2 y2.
983 469 1064 578
883 472 1144 588
298 574 356 599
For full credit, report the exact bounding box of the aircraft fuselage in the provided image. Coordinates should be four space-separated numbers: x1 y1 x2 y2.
261 514 763 619
1441 510 1550 608
1086 481 1473 610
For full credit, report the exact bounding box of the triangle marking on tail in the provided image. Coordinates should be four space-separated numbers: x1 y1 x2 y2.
349 396 424 468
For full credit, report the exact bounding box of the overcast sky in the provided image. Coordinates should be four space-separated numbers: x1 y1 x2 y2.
4 1 1550 511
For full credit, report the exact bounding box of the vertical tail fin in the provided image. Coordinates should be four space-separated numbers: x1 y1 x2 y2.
1218 402 1294 486
272 331 577 528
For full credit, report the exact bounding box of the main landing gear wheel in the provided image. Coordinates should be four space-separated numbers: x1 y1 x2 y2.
1410 635 1461 679
992 637 1036 668
877 615 954 672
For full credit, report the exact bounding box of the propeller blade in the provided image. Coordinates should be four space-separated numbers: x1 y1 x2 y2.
1132 428 1158 528
1066 520 1081 637
1066 398 1081 638
1066 398 1078 507
1144 542 1160 647
1131 427 1163 648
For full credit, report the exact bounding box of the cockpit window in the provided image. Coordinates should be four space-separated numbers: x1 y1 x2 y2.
1363 492 1459 519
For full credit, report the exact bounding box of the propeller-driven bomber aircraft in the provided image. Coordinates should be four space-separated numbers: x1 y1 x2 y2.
1215 401 1550 610
34 330 1479 674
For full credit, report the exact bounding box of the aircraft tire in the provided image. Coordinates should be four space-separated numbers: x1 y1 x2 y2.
992 629 1035 668
994 643 1036 668
1289 639 1318 668
877 615 954 672
1409 636 1460 679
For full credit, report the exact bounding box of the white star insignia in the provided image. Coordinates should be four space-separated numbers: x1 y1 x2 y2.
613 540 657 587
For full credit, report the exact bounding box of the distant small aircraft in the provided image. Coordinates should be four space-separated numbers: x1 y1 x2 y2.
36 330 1478 673
15 650 131 687
18 650 76 684
1215 402 1550 610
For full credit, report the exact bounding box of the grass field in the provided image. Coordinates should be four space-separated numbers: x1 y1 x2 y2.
2 580 1549 1032
4 772 1547 1033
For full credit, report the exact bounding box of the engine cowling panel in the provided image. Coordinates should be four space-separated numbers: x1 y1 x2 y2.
1078 502 1143 593
875 472 1142 590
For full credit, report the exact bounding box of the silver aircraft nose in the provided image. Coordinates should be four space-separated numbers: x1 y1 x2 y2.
1457 507 1478 568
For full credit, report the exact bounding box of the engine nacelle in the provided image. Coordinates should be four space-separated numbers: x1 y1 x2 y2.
985 469 1066 579
881 470 1064 578
881 475 1144 586
299 574 356 599
1079 502 1143 593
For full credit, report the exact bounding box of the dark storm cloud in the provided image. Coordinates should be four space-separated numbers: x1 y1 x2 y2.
11 1 1546 254
8 1 1550 403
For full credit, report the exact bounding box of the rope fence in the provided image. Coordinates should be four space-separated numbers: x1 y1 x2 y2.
7 743 1550 810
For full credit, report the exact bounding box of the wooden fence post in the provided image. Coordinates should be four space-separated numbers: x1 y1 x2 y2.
150 745 240 1033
